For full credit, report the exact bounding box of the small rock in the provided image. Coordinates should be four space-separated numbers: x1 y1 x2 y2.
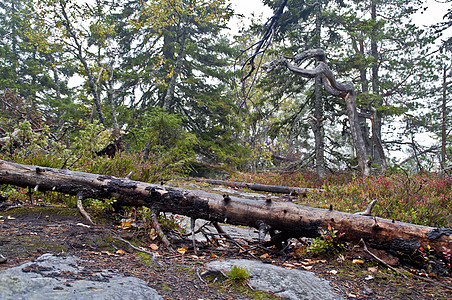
363 284 374 295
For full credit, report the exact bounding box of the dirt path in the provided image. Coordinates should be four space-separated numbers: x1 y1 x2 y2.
1 206 451 299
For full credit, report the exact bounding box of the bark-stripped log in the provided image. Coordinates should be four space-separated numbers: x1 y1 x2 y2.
0 159 451 258
185 177 325 196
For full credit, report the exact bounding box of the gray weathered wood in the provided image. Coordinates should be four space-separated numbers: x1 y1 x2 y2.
186 177 324 196
0 159 450 258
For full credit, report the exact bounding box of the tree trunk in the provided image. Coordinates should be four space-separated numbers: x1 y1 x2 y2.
163 33 186 113
312 0 326 178
441 64 449 169
185 177 324 196
59 0 105 125
274 50 371 175
369 0 387 174
0 159 450 259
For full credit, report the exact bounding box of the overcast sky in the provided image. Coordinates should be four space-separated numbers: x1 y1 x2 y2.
74 0 450 32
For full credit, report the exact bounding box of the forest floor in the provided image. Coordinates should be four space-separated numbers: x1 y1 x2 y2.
1 205 452 300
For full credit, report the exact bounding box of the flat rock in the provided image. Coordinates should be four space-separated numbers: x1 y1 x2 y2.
207 259 343 300
0 253 162 300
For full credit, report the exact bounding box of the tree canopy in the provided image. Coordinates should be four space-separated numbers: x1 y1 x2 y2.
0 0 449 177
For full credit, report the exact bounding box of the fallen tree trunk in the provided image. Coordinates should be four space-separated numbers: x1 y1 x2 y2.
185 177 324 196
0 159 451 260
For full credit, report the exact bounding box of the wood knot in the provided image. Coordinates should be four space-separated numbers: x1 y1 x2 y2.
223 194 231 203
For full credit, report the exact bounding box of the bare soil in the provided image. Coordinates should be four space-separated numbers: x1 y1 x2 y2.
1 206 451 300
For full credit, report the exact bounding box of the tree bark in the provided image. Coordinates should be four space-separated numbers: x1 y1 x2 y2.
163 32 186 113
312 0 326 179
0 160 451 259
369 0 387 174
441 64 449 169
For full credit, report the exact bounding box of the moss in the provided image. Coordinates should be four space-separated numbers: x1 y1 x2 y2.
0 206 80 218
136 252 161 267
159 283 173 291
202 270 282 299
3 235 68 254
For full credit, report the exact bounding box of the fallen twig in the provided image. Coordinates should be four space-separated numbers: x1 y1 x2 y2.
112 236 157 259
76 192 94 225
150 209 175 252
360 238 407 278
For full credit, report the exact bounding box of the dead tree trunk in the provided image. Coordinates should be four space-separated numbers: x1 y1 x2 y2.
0 160 450 259
268 49 371 176
186 177 324 196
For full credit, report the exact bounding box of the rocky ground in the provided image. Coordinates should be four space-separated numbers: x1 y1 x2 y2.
0 205 451 299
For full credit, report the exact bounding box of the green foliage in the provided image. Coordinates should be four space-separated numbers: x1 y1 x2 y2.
226 265 251 286
134 108 198 174
230 171 325 188
306 224 344 257
139 207 184 233
231 171 452 228
88 198 117 214
88 152 170 183
302 174 452 228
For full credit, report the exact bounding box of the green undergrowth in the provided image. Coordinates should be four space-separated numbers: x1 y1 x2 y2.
0 206 80 218
232 172 452 228
202 269 282 300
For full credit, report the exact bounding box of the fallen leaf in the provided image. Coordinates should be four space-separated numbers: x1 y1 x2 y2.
149 244 159 251
116 249 126 255
295 245 307 255
368 267 378 273
121 220 132 230
260 253 270 259
352 259 364 264
329 270 338 275
302 265 313 270
149 228 158 240
283 262 296 268
176 247 188 254
210 253 219 258
348 293 357 298
364 275 374 280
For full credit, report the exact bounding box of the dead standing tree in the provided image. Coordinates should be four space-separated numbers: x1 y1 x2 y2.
267 49 371 176
239 0 370 175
